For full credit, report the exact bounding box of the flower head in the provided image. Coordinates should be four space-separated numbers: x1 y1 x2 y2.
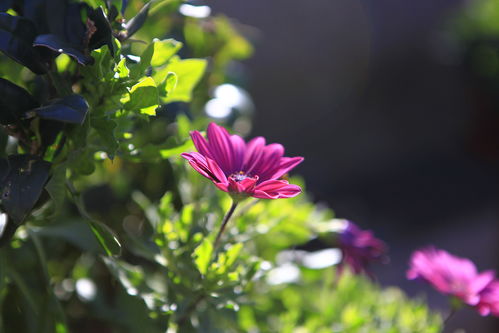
181 122 303 201
336 220 387 276
476 281 499 316
407 247 495 306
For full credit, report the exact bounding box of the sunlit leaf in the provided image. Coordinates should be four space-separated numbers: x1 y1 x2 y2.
193 238 213 276
158 71 177 98
151 38 182 67
124 77 159 115
163 58 207 103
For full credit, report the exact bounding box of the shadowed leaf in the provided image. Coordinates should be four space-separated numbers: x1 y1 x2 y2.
88 7 114 55
123 1 150 39
31 94 89 124
0 13 47 74
89 220 122 257
0 78 39 125
0 154 51 225
34 34 93 65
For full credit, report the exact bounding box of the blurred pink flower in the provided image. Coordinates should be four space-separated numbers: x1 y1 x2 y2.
477 281 499 316
181 122 303 201
407 247 495 306
337 220 387 276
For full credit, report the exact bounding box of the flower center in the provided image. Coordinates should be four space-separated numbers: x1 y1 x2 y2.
230 171 250 182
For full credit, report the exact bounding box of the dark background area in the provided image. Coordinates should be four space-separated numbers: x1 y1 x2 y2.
211 0 499 331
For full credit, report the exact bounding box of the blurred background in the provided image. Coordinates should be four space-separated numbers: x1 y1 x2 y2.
208 0 499 331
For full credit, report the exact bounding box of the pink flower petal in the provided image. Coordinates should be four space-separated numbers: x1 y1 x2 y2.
230 134 246 173
190 130 213 159
181 152 215 181
206 157 228 184
207 123 234 173
271 156 304 180
407 247 495 306
182 122 303 200
243 136 266 173
253 180 302 199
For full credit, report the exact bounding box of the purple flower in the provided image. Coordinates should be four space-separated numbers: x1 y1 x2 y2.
181 122 303 201
407 247 495 306
477 280 499 316
337 220 387 275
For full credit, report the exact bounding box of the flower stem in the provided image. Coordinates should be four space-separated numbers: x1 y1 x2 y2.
443 307 457 325
444 297 462 326
214 200 238 249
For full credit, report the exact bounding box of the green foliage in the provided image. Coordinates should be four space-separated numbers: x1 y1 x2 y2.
241 269 442 333
0 1 444 332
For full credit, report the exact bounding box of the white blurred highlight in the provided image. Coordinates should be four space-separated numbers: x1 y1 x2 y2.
179 4 211 18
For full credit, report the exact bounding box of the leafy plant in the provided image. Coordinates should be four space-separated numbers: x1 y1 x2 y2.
0 1 444 332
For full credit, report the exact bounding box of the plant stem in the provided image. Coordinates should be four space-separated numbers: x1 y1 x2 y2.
213 200 238 250
443 307 457 326
444 298 462 327
47 70 72 96
177 293 205 329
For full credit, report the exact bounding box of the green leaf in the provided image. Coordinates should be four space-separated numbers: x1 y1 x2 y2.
163 58 207 103
45 164 67 216
124 77 159 116
224 243 243 269
193 238 213 276
0 155 51 225
158 71 177 98
151 38 183 67
89 220 122 257
159 139 194 159
131 42 154 78
114 57 130 78
91 116 119 158
31 221 101 252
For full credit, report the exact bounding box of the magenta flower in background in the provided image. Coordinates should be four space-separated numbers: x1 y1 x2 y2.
407 247 495 306
336 220 387 276
476 281 499 316
181 122 303 201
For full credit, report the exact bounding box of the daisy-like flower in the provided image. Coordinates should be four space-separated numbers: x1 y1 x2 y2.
181 122 303 201
336 220 387 276
476 280 499 316
407 247 495 306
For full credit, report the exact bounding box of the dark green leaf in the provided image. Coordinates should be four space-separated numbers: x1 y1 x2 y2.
30 94 89 124
33 34 93 65
91 116 119 158
89 220 121 256
123 1 150 39
44 164 66 216
0 154 51 225
121 0 128 15
32 221 101 253
0 13 47 74
0 78 39 125
88 7 114 55
0 1 12 12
